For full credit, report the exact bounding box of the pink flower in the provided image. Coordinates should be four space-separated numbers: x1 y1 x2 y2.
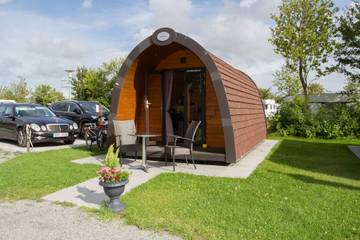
111 168 120 174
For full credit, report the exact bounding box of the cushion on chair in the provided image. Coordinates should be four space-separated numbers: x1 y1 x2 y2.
113 120 138 146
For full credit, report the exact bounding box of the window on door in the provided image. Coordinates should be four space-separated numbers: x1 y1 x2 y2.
169 69 206 145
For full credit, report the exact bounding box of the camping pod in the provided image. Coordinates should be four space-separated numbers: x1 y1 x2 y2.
108 28 266 163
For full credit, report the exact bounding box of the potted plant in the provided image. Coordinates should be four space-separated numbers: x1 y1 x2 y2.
97 144 129 212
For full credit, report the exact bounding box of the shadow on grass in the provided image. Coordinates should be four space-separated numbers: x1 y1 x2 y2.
268 139 360 181
270 170 360 191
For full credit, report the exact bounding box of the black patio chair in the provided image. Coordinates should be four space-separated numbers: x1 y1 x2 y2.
164 120 201 171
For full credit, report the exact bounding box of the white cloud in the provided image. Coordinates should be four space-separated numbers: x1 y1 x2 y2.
0 0 347 94
0 10 125 94
123 0 345 92
0 0 13 5
239 0 258 8
82 0 93 9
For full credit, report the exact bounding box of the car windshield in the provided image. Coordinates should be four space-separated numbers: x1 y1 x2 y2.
15 106 56 117
79 102 109 114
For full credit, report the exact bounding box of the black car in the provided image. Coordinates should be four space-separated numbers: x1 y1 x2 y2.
0 103 79 146
50 100 109 132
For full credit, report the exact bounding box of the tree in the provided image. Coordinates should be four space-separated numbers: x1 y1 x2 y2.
0 76 30 102
273 65 302 97
270 0 337 99
71 58 124 107
344 80 360 109
336 1 360 83
0 86 13 99
32 84 65 105
258 88 275 99
308 82 325 95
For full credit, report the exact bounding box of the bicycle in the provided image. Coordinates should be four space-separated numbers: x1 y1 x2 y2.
83 116 108 151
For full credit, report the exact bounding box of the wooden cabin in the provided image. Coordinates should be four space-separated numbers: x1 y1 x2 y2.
108 28 266 163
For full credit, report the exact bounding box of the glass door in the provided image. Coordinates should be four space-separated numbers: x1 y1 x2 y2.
184 69 206 145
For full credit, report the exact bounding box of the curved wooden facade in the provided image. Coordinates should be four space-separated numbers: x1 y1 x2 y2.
109 28 266 163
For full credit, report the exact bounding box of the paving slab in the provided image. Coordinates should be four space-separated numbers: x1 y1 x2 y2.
0 139 86 154
0 150 15 164
43 139 278 209
348 145 360 159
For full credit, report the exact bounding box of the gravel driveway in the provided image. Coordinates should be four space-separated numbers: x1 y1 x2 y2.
0 201 180 240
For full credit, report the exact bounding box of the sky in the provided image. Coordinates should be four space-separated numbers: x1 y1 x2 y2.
0 0 353 96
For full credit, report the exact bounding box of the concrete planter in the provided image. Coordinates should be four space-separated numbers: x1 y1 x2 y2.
99 180 128 212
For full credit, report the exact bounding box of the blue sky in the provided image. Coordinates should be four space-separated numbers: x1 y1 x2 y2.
0 0 353 95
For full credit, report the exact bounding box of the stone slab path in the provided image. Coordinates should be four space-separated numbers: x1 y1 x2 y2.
43 139 278 209
0 200 180 240
348 145 360 159
0 150 15 164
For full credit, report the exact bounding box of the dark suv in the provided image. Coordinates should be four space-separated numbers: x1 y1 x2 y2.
0 103 78 146
50 100 109 133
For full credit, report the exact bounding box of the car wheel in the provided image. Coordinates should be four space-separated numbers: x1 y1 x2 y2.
64 139 75 145
17 128 27 147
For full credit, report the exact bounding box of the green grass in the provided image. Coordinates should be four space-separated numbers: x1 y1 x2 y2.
0 147 99 200
118 138 360 240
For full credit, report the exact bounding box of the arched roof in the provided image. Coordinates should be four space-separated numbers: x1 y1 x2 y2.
109 28 266 163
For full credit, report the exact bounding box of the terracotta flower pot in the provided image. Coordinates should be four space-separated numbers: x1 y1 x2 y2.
99 180 128 212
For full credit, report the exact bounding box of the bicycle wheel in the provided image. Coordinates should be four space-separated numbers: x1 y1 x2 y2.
84 129 91 148
96 129 106 151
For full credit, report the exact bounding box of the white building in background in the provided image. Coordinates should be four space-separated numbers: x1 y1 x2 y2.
262 99 279 117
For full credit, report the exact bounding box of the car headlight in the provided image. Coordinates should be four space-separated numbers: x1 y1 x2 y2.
73 122 78 130
41 125 47 131
30 123 41 132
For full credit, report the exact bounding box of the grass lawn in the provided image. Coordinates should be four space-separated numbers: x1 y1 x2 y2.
0 147 99 200
119 137 360 240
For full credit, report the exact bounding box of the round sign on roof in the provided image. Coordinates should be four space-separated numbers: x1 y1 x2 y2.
151 28 177 46
156 31 170 42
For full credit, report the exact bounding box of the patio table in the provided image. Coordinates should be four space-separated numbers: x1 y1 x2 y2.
134 133 160 172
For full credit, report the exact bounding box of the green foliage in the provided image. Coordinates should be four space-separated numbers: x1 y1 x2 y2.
273 65 302 97
0 147 99 200
258 88 275 99
336 1 360 82
268 98 360 139
32 84 65 105
308 82 325 95
270 0 337 97
344 80 360 109
0 76 30 102
72 58 124 108
103 144 120 168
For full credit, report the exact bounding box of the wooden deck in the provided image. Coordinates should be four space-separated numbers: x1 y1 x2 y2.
128 145 226 163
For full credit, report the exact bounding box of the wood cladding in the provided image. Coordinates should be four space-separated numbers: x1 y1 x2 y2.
116 59 138 120
155 49 204 70
209 54 266 160
205 71 225 148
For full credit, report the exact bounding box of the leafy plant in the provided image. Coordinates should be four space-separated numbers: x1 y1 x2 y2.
97 144 129 183
268 97 360 139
